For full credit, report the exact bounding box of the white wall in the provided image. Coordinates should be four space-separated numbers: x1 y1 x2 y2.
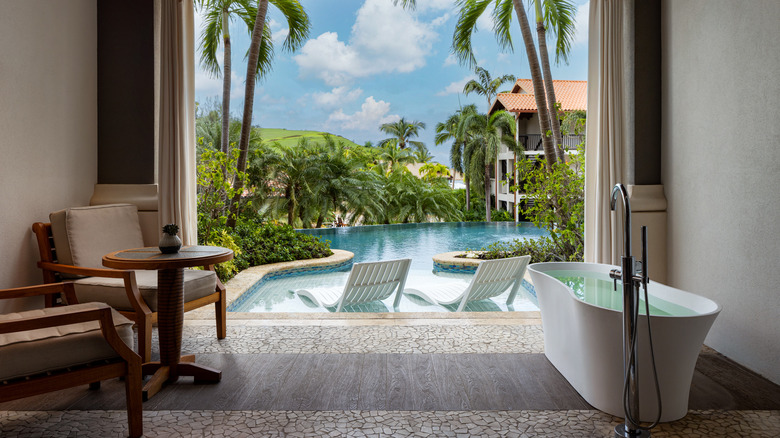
0 1 97 310
662 0 780 383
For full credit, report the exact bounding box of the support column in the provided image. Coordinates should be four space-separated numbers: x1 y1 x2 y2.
627 184 667 283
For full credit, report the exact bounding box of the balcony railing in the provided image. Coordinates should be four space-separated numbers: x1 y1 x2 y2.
519 134 583 152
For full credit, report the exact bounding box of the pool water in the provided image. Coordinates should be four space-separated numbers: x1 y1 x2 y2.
229 222 546 313
544 270 697 317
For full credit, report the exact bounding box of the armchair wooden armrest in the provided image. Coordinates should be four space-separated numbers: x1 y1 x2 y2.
0 282 143 437
36 262 152 316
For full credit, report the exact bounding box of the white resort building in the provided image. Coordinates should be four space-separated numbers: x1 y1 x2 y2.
488 79 587 221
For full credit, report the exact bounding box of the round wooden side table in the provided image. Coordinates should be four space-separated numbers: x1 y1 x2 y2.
103 245 233 400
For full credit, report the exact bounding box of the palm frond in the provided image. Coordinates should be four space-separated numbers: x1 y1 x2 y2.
269 0 311 52
452 0 492 68
542 0 577 64
493 0 515 52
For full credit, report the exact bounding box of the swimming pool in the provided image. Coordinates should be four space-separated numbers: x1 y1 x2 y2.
228 222 546 313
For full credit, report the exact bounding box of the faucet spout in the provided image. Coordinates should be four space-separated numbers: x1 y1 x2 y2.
610 183 632 258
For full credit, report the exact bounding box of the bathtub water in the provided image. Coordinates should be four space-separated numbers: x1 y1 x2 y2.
528 262 721 422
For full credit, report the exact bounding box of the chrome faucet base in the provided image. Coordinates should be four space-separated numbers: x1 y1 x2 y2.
615 424 651 438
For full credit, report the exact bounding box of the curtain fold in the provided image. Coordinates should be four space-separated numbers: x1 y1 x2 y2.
158 0 197 245
584 0 624 264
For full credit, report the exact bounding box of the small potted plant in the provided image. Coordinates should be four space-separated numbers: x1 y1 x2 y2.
159 224 182 254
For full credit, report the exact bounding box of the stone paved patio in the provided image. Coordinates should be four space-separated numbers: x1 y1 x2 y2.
2 409 778 437
3 318 779 437
169 323 546 354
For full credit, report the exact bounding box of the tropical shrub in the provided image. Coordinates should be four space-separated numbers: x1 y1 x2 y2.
196 148 332 282
231 216 332 268
474 238 560 263
196 148 249 243
490 209 513 222
516 143 585 261
469 143 585 263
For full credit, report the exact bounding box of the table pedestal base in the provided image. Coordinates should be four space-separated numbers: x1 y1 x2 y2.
141 355 222 401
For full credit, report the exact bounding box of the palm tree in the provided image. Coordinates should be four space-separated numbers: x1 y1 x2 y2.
378 117 426 151
227 0 310 226
458 109 517 222
412 145 435 164
377 143 415 172
265 139 321 226
533 0 577 162
195 0 257 155
312 137 383 228
463 66 515 113
435 104 478 209
452 0 574 171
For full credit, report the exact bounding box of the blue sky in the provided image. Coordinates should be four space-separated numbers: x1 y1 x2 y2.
194 0 590 164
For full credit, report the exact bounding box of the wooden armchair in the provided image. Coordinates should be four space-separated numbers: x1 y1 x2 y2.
0 283 142 437
32 204 226 362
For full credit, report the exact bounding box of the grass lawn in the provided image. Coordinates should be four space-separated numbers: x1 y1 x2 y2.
259 128 361 148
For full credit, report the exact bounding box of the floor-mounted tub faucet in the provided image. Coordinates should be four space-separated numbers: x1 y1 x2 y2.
609 183 653 438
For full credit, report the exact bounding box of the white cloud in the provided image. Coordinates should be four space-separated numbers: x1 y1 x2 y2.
195 68 244 101
294 0 438 86
416 0 454 13
476 10 493 33
573 1 589 46
268 18 290 44
431 12 452 27
437 76 472 96
312 86 363 108
443 53 457 67
326 96 399 130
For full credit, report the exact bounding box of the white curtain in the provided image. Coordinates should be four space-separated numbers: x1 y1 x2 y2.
584 0 624 264
158 0 197 245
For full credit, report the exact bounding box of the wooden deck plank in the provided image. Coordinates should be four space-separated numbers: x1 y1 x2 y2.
430 354 470 410
357 354 387 410
2 352 778 412
453 354 505 409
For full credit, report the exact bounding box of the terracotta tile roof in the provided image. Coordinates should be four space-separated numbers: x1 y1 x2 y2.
491 79 587 114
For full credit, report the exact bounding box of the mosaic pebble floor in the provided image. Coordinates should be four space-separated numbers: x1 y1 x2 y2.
2 320 778 437
166 323 546 354
2 409 778 437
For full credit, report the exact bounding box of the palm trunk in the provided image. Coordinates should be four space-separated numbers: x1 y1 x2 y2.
535 1 565 163
220 9 231 155
287 187 296 226
484 163 491 222
512 0 556 171
228 0 268 227
465 175 471 210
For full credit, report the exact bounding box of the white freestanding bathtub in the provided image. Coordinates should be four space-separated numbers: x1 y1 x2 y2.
528 262 721 422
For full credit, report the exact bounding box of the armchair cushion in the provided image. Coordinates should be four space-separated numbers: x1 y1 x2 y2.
50 204 145 270
0 302 134 381
72 269 218 312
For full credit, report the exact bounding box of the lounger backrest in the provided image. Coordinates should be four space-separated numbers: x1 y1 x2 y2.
460 255 531 309
336 258 412 312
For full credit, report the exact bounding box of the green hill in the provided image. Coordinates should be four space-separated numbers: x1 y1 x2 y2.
259 128 361 148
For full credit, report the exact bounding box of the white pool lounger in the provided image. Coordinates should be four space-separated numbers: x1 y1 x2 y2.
404 255 531 312
295 258 411 312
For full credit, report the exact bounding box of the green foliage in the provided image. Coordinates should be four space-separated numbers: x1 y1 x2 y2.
466 143 585 263
196 145 333 283
231 217 332 268
514 143 585 260
196 148 250 243
490 209 513 222
453 189 485 222
203 228 242 281
258 128 361 149
475 238 562 263
162 224 179 236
